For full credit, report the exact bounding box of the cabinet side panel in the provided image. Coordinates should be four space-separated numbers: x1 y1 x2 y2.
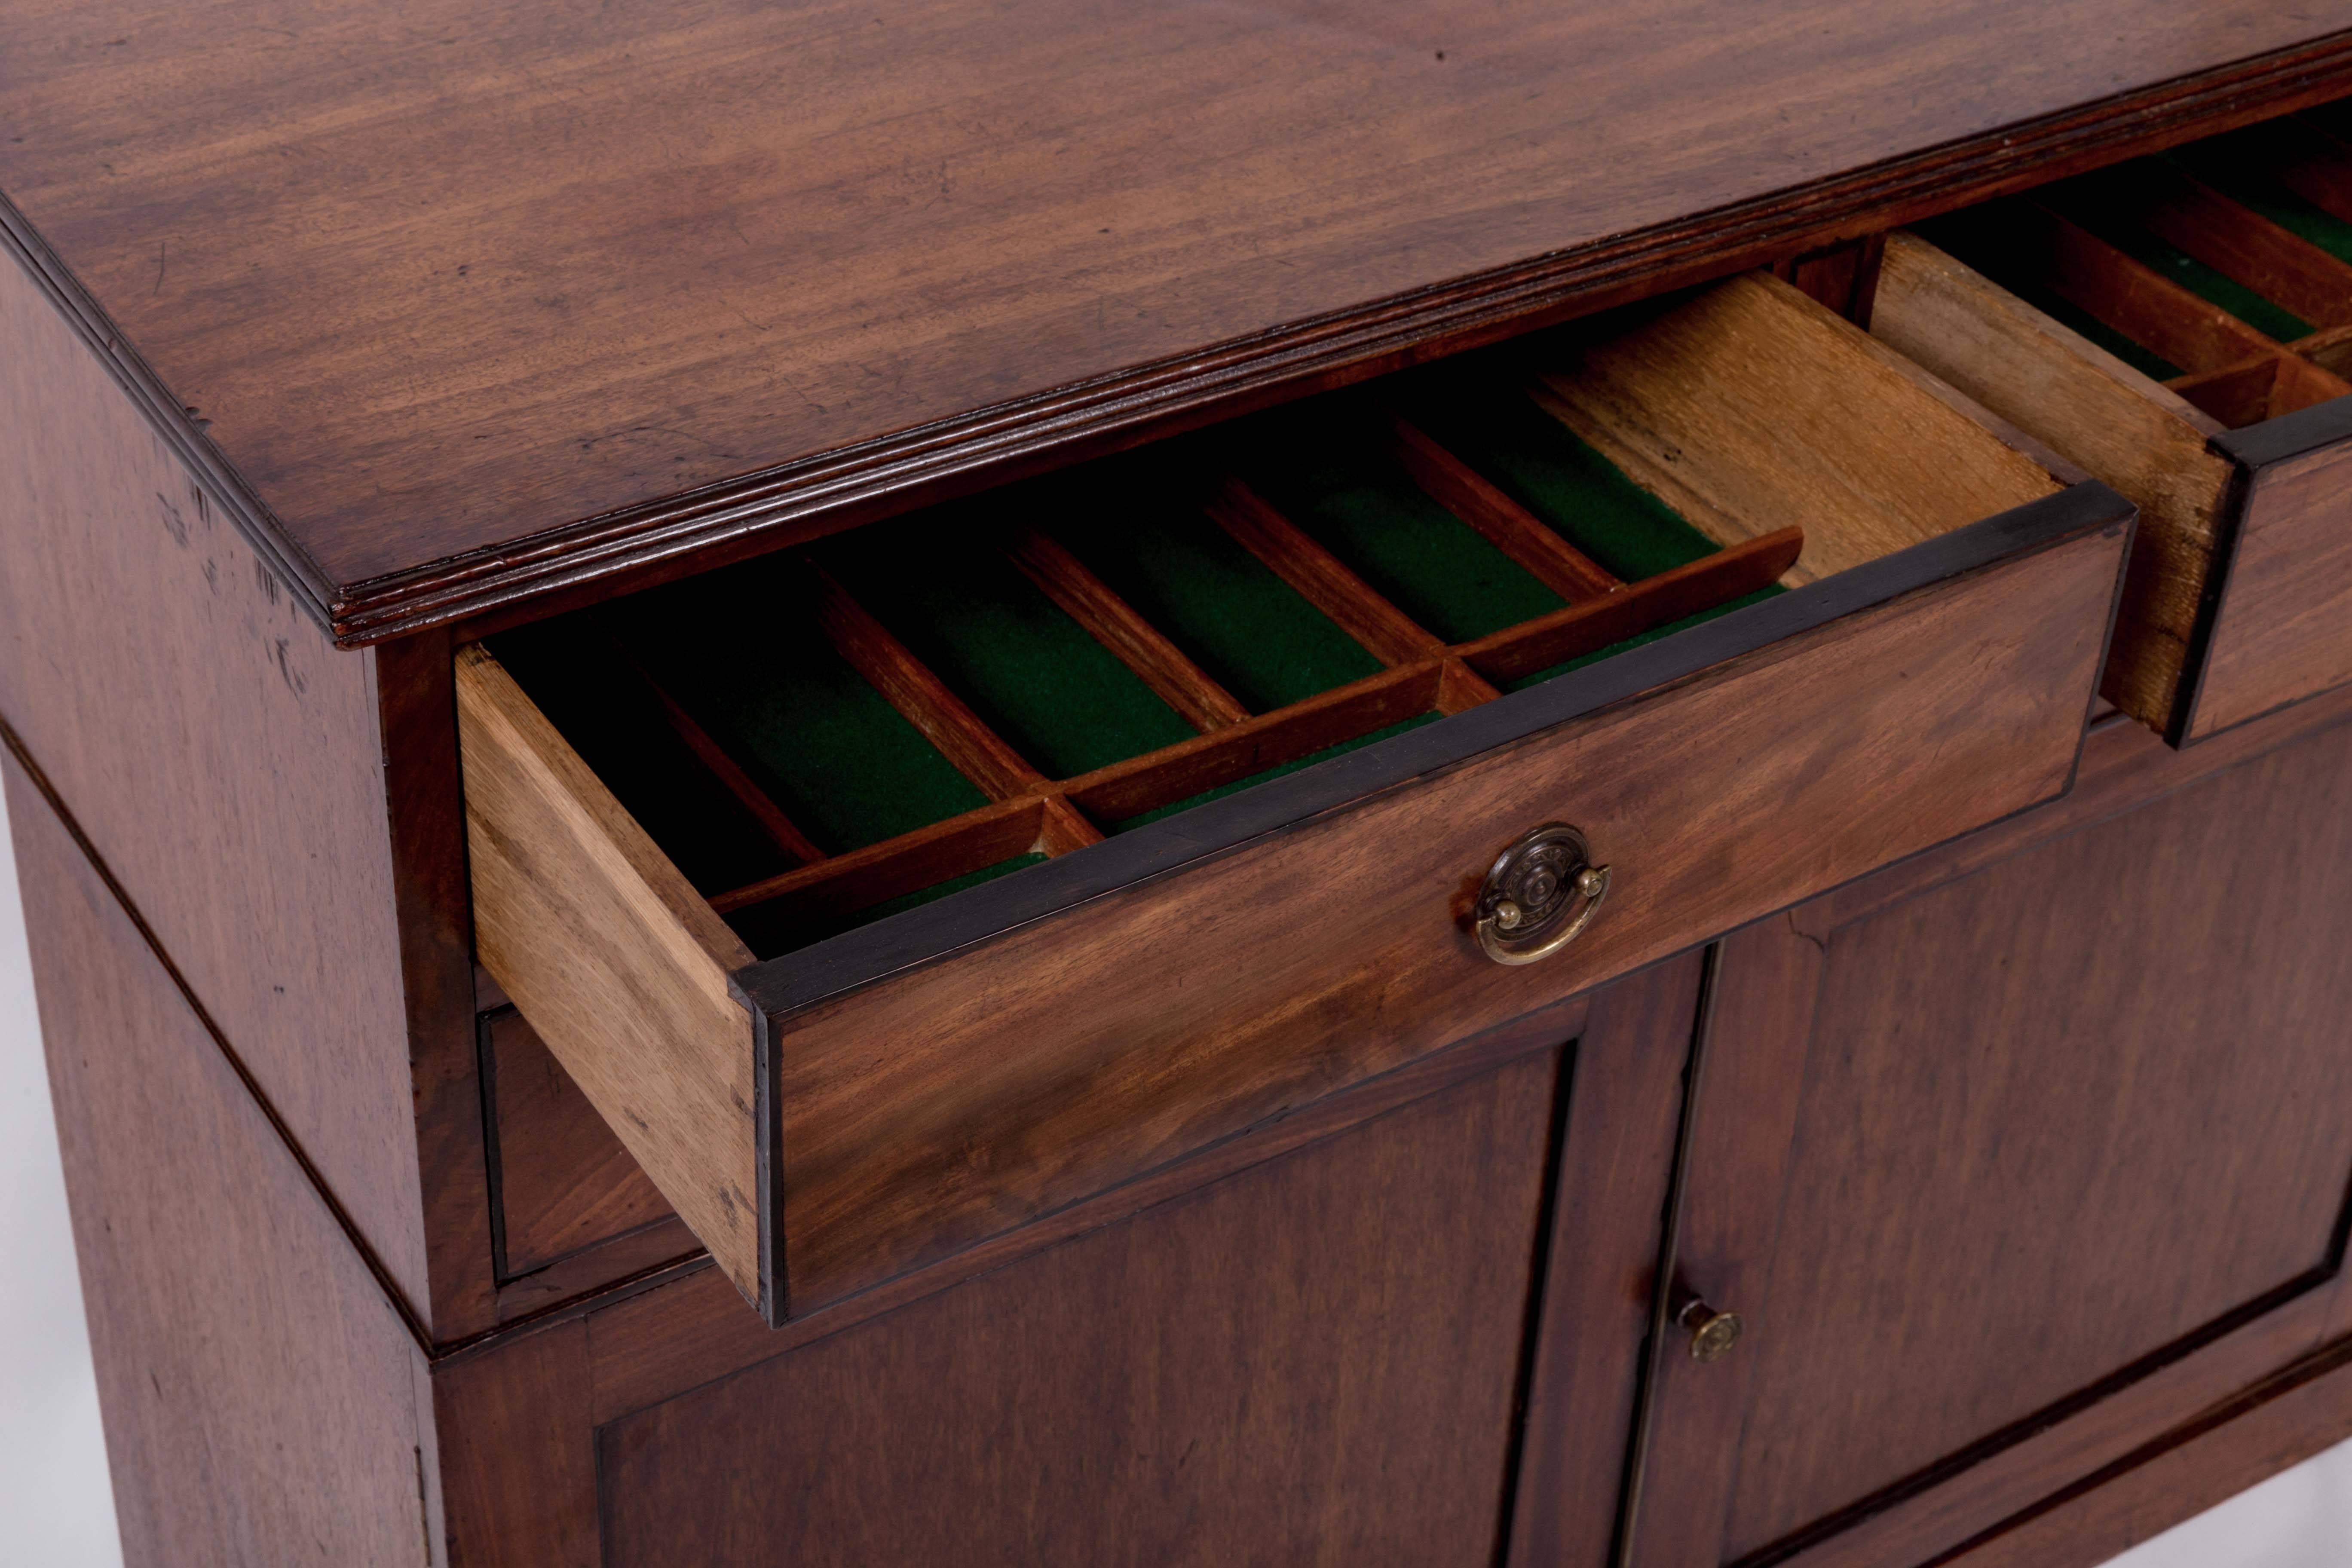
0 251 428 1310
3 760 435 1566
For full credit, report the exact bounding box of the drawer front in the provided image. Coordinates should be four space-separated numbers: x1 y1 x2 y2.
483 1007 677 1280
750 508 2128 1314
2195 413 2352 741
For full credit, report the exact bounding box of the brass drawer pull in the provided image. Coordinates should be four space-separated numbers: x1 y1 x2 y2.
1675 1295 1744 1363
1473 823 1611 965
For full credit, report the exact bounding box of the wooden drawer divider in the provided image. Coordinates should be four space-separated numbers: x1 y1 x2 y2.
556 430 1800 957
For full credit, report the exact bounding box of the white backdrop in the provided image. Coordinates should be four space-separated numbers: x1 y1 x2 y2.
0 778 122 1567
0 776 2346 1565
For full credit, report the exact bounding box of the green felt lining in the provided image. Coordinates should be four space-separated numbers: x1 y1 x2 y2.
1057 490 1384 712
1919 210 2188 382
1396 363 1723 581
1930 151 2348 392
2063 188 2314 344
2040 293 2185 382
504 363 1771 959
602 562 990 856
2132 242 2309 342
2177 140 2352 268
487 619 796 894
1240 400 1568 643
822 512 1198 780
1107 713 1446 833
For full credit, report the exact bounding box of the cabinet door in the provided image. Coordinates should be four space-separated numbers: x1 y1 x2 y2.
586 970 1700 1568
1628 720 2352 1568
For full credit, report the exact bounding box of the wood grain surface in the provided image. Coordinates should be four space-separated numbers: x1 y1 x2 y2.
0 245 432 1317
1629 718 2352 1568
4 758 439 1567
580 993 1589 1427
1508 951 1710 1568
1532 272 2063 585
454 643 766 1305
2130 161 2352 328
598 1050 1560 1568
432 1320 598 1568
1871 230 2236 731
1618 916 1827 1568
488 1216 702 1323
1005 523 1252 731
1388 414 1623 601
484 1007 678 1280
451 684 2352 1565
1795 1299 2350 1568
378 626 510 1341
2191 427 2352 740
756 518 2125 1316
1 6 2344 640
1945 1336 2352 1568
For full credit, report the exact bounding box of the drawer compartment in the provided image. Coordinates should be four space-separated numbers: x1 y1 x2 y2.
458 273 2131 1324
1872 116 2352 745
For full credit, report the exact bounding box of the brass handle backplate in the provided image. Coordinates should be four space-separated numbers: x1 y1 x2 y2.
1473 822 1611 965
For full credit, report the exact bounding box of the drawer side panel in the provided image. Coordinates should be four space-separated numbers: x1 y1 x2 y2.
1868 230 2233 735
455 646 763 1306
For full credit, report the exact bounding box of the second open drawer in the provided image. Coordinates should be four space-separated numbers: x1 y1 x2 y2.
458 273 2132 1325
1872 113 2352 745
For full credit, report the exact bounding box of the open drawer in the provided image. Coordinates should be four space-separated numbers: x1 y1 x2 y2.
457 273 2132 1325
1872 113 2352 746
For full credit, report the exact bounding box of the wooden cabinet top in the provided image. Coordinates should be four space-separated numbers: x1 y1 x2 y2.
3 0 2348 643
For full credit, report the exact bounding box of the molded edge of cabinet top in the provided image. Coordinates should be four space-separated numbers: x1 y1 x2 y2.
1 3 2347 645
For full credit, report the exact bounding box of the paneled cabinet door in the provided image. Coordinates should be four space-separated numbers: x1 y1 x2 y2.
1625 721 2352 1568
593 1047 1565 1567
568 954 1702 1568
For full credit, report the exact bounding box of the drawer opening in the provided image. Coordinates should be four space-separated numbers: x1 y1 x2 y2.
459 268 2110 1320
483 271 2061 966
1871 116 2352 741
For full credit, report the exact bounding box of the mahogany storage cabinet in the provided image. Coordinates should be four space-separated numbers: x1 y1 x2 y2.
8 8 2352 1565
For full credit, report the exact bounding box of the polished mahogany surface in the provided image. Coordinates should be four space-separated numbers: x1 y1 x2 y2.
0 2 2345 639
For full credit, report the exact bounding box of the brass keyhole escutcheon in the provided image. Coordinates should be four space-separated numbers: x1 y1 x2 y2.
1473 823 1611 965
1677 1297 1743 1363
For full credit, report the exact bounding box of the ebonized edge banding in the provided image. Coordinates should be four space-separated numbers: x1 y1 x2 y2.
2210 388 2352 468
2170 396 2352 749
738 482 2137 1023
3 36 2338 647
